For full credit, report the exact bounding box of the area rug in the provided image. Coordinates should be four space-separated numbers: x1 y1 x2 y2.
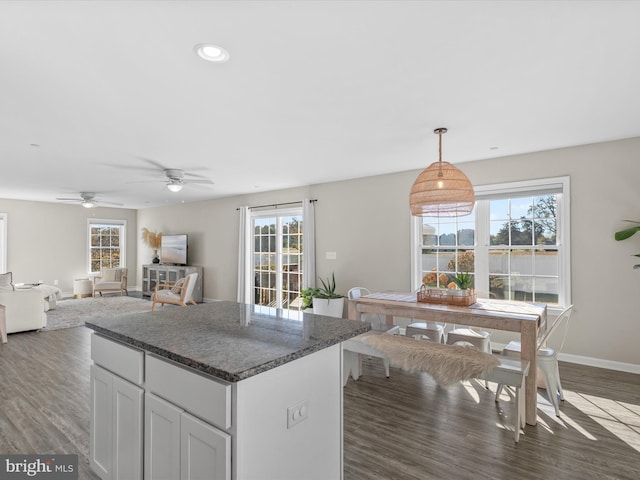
43 296 155 331
360 334 499 387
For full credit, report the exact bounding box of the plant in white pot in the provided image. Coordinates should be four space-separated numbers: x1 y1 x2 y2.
311 274 345 318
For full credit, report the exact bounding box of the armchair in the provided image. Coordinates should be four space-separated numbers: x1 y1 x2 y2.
0 289 47 334
152 272 198 311
93 267 128 297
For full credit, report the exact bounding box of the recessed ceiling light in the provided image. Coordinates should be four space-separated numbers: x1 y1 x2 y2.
194 43 230 63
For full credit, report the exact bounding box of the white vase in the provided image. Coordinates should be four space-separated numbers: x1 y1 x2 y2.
311 297 345 318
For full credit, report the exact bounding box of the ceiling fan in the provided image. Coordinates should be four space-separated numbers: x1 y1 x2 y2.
115 157 214 192
161 168 214 192
56 192 123 209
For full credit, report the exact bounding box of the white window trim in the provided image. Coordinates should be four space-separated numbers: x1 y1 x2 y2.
87 218 127 274
411 176 571 312
0 213 7 274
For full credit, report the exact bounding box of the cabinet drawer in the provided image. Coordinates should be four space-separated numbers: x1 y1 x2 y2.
146 355 231 430
91 334 144 385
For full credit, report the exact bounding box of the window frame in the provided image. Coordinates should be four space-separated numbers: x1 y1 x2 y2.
87 218 126 274
412 176 571 313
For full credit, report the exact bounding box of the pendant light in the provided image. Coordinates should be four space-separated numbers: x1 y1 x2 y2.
409 128 475 217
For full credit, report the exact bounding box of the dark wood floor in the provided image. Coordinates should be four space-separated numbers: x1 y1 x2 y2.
1 327 638 480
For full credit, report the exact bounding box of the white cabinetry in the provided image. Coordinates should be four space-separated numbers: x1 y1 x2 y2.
90 338 144 480
90 334 342 480
145 393 231 480
141 265 203 302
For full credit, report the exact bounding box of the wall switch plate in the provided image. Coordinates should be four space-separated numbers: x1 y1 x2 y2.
326 251 337 260
287 399 308 429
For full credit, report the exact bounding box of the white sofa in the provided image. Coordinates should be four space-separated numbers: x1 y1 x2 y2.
0 289 47 334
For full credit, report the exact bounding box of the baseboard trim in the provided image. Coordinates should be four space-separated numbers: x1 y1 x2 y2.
557 353 640 375
491 342 640 374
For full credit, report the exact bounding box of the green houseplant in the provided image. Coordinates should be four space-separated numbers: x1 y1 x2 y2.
311 273 345 317
451 271 473 290
614 220 640 268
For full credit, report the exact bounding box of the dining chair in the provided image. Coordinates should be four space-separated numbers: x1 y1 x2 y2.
152 272 198 311
347 287 388 330
495 304 574 416
445 290 492 354
345 287 399 380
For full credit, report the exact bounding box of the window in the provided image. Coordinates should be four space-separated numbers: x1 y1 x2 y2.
88 219 126 273
252 208 303 309
412 176 570 309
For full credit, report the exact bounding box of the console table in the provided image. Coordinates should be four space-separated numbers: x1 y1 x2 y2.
142 265 203 302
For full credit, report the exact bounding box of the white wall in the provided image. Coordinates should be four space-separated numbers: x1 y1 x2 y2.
138 137 640 369
2 138 638 368
0 199 138 294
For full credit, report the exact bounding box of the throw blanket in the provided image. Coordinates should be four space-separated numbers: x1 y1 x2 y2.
360 334 499 387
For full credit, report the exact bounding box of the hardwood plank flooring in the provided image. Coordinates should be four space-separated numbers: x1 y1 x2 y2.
1 326 638 480
344 357 640 480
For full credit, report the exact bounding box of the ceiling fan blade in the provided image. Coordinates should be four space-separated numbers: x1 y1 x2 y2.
138 156 170 171
56 198 81 202
183 179 214 185
125 179 166 184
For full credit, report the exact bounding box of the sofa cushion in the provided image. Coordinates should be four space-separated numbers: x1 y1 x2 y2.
0 272 14 292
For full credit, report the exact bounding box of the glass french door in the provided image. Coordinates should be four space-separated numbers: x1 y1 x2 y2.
252 209 303 309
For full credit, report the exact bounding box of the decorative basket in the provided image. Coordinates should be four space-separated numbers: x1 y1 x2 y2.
417 285 476 306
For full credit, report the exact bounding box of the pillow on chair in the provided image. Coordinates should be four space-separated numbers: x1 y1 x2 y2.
0 272 14 292
171 278 185 294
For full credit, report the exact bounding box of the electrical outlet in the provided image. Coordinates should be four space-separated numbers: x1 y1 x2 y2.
287 400 308 429
53 279 59 285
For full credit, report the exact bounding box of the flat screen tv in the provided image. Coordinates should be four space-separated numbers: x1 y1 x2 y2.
161 234 188 265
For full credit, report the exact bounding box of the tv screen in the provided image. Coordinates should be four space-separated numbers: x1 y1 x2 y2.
161 234 188 265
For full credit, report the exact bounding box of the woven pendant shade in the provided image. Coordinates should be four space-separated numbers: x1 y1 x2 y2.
409 128 475 217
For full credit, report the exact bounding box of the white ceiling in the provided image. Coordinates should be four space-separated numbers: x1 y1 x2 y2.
1 0 640 209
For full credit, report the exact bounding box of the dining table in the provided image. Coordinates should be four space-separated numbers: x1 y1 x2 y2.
347 291 547 426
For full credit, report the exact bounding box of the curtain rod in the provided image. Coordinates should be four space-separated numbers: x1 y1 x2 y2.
236 199 317 211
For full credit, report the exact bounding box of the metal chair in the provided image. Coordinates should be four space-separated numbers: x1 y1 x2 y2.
496 304 574 416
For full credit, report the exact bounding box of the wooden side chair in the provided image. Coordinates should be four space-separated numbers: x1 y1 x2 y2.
152 272 198 311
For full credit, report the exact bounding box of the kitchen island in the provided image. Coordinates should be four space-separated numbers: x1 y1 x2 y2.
86 301 369 480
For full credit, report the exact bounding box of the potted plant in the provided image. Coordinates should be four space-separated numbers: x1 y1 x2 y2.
299 287 320 312
614 220 640 269
311 273 345 318
447 272 476 305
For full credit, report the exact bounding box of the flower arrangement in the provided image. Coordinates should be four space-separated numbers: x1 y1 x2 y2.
141 228 162 263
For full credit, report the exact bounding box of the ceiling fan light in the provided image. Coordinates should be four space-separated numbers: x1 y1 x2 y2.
167 183 183 193
82 201 96 208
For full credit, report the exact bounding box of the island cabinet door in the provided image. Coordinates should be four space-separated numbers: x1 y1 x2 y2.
90 365 113 480
112 376 143 480
181 412 231 480
145 393 181 480
90 365 143 480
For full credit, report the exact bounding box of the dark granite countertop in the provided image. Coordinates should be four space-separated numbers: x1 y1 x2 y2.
85 301 370 382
